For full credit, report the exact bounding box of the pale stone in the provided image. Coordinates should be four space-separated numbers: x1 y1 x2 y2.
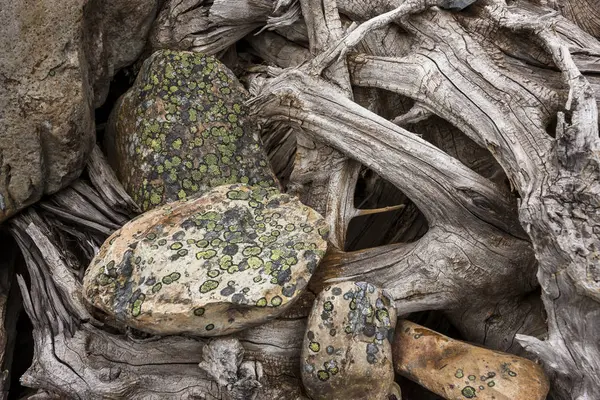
393 320 550 400
83 184 328 336
301 281 397 400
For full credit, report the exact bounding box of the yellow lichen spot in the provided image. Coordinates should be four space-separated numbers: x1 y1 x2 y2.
178 189 187 200
151 139 161 152
150 193 162 205
247 256 263 269
172 138 182 150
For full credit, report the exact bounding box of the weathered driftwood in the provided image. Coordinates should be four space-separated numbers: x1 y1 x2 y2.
248 0 600 398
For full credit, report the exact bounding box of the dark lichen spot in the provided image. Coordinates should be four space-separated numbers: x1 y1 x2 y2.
194 307 205 316
206 324 215 331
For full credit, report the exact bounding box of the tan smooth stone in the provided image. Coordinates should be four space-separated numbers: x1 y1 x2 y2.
393 320 549 400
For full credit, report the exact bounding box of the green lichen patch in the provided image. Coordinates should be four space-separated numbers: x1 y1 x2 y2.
106 49 279 212
82 184 327 337
461 386 477 398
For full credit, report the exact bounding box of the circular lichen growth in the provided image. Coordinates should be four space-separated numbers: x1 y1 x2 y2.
271 296 282 306
317 370 330 381
194 307 205 316
256 297 267 307
200 280 219 293
461 386 477 398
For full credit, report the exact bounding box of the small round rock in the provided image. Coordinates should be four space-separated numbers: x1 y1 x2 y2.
301 281 397 400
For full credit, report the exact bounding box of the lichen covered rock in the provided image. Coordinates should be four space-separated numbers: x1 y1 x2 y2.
301 281 397 400
83 184 328 336
393 320 549 400
105 49 278 212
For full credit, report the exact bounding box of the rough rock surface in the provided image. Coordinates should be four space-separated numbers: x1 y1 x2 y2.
84 0 160 106
105 49 278 212
0 0 94 224
301 281 397 400
0 0 158 224
83 184 328 336
393 320 549 400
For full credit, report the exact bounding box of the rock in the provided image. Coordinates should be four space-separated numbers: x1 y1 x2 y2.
83 184 328 336
0 0 159 224
85 0 160 106
388 382 402 399
0 0 94 224
105 49 278 212
301 281 397 400
392 320 550 400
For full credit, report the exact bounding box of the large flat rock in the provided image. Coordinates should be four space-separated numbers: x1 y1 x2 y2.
83 184 328 336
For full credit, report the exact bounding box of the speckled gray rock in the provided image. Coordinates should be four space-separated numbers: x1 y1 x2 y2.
301 281 397 400
105 49 278 212
83 184 328 336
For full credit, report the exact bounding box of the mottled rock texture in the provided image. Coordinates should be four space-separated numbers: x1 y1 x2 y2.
83 184 328 336
105 49 278 212
301 281 397 400
393 320 549 400
0 0 157 224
